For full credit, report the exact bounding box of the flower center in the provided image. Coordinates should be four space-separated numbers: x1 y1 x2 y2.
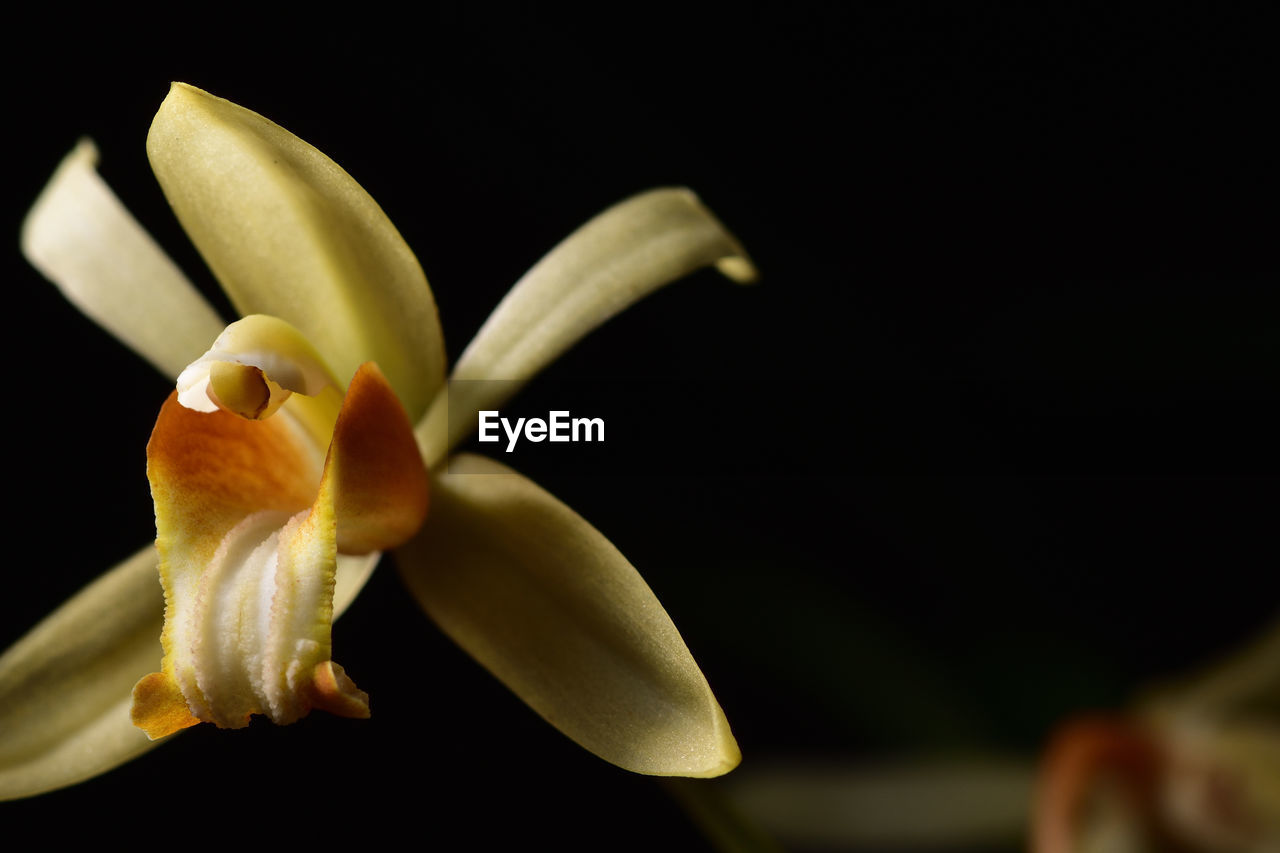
206 361 290 419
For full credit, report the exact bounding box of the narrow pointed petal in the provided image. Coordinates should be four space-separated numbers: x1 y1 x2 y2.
146 83 445 419
21 140 225 380
416 189 756 465
396 453 739 777
0 546 376 800
0 547 163 800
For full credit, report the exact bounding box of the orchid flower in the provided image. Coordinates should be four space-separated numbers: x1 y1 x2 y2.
715 621 1280 852
1 83 755 799
1033 620 1280 851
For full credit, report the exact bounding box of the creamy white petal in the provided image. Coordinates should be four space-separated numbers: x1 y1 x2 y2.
396 453 739 777
415 188 756 466
21 140 226 380
147 84 445 420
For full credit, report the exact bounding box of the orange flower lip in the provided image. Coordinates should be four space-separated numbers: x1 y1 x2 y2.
134 360 427 738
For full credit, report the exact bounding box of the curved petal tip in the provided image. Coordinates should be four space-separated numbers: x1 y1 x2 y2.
397 453 740 777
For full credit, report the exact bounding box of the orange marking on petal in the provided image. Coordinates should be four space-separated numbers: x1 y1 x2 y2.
131 671 202 740
140 392 326 732
148 391 321 560
325 362 429 555
307 661 371 719
134 363 417 735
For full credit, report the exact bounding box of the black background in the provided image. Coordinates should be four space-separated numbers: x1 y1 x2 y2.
2 8 1273 850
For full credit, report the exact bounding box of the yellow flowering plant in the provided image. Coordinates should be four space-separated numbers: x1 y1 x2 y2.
1 83 754 800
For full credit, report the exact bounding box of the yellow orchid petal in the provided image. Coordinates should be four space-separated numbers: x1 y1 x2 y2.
20 139 225 380
396 453 739 777
0 547 161 800
146 83 445 420
415 188 757 466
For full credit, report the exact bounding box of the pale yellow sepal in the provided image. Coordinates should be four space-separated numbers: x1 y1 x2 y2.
0 547 161 800
415 188 757 466
20 140 225 380
0 547 377 799
397 454 740 777
147 83 446 419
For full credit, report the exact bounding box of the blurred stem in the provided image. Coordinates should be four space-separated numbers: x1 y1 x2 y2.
663 778 786 853
719 757 1034 850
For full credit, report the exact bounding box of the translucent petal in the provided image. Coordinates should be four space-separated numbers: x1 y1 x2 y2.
396 453 739 777
147 83 445 419
21 140 225 380
415 188 757 466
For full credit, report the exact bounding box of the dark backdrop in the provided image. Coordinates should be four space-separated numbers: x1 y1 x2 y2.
3 8 1272 850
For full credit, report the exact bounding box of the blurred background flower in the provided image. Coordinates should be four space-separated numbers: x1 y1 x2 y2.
2 7 1271 850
